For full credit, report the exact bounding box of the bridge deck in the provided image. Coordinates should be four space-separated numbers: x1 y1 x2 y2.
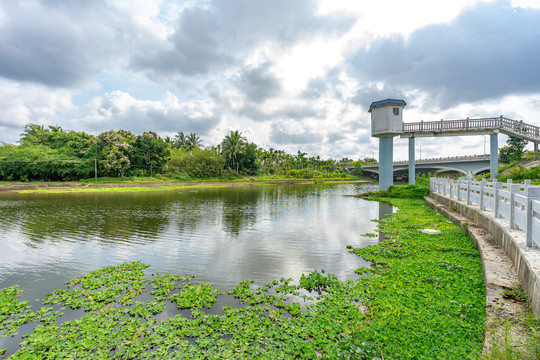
401 116 540 142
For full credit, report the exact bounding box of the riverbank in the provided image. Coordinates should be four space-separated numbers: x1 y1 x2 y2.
0 178 371 194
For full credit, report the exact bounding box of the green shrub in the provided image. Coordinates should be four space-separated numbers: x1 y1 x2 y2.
168 148 224 178
387 185 430 199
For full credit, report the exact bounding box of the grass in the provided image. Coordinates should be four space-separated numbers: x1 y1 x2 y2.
0 191 489 359
12 177 371 194
17 184 249 194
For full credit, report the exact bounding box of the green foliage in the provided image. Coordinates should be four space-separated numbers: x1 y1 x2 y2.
497 165 540 182
348 198 486 359
221 130 247 172
173 132 202 150
499 136 528 164
500 284 529 304
362 185 430 199
0 144 94 181
388 185 430 199
169 148 225 178
131 131 171 175
350 160 364 176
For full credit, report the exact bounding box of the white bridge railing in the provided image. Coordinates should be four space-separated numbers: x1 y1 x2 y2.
430 177 540 248
404 116 540 142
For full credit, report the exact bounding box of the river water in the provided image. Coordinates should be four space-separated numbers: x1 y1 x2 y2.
0 182 391 302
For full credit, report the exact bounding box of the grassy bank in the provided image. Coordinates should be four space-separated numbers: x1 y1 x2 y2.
8 177 371 194
0 190 488 359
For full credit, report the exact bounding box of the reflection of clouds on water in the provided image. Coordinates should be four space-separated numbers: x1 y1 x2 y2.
0 183 388 299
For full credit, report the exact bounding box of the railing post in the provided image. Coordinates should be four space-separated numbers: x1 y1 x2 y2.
524 179 531 193
509 184 520 229
466 117 469 131
457 178 461 202
480 179 486 210
494 181 503 218
466 179 471 205
526 187 540 248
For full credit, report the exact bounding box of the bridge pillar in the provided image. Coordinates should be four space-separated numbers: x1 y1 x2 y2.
379 137 394 190
490 133 498 178
535 142 538 160
408 136 415 185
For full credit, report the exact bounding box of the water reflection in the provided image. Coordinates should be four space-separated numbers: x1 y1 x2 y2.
0 183 389 301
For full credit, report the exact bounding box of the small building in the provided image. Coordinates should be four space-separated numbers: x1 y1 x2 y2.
369 99 406 137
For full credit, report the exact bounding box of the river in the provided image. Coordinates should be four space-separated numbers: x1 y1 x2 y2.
0 182 391 302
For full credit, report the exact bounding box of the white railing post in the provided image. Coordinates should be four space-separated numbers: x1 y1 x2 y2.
524 179 531 193
494 181 503 218
480 179 487 210
526 187 540 248
466 179 471 205
509 184 520 229
457 178 462 201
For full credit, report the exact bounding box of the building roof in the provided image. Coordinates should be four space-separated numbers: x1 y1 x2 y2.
368 99 406 112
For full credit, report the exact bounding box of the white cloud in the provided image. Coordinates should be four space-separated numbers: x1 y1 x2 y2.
0 0 539 162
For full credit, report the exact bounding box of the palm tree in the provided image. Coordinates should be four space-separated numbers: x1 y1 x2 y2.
221 130 246 173
173 132 187 149
20 124 48 145
186 133 202 150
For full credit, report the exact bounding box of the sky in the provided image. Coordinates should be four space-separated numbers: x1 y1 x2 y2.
1 0 540 161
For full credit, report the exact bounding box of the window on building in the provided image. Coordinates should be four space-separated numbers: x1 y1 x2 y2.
393 107 400 116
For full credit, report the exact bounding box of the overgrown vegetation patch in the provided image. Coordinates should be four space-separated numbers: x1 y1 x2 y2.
0 198 487 359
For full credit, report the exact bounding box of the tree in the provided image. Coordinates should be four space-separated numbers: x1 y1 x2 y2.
20 124 48 145
94 130 135 177
499 136 528 164
350 160 364 176
173 132 188 149
236 143 259 175
221 130 247 173
131 132 171 175
186 133 203 150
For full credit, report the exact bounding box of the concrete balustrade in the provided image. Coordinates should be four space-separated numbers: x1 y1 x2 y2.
429 177 540 315
431 177 540 249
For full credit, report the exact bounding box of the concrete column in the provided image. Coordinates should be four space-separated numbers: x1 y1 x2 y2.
379 136 394 190
535 142 538 160
490 133 498 179
408 136 415 185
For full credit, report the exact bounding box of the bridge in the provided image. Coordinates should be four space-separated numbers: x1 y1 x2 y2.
357 154 491 178
368 98 540 190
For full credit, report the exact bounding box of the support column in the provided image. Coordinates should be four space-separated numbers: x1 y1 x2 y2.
408 136 415 185
535 142 538 160
490 133 498 179
379 136 394 191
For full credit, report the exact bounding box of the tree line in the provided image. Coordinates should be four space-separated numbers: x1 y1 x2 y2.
0 124 365 181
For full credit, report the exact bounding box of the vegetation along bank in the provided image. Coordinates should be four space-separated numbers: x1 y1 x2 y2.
1 185 495 359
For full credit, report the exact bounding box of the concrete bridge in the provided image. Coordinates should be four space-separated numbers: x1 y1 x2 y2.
357 154 491 178
368 98 540 190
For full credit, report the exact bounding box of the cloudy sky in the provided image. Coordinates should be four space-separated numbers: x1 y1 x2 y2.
1 0 540 160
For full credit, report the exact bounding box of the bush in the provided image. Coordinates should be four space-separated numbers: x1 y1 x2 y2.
0 144 94 181
387 185 430 199
168 148 224 178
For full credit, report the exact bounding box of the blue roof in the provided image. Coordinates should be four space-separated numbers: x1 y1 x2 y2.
368 99 406 112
